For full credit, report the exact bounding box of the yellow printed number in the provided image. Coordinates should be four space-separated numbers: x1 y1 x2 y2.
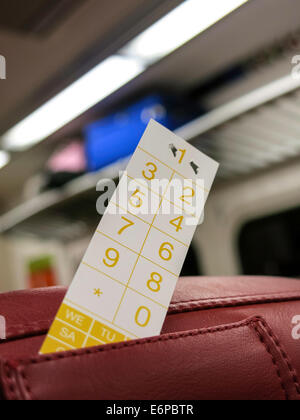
135 306 151 327
170 216 184 232
178 149 186 164
147 272 163 293
180 187 195 205
103 248 119 268
129 189 145 208
159 242 174 261
118 217 134 235
142 162 158 181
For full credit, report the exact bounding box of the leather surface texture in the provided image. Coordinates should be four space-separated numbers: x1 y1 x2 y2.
0 276 300 400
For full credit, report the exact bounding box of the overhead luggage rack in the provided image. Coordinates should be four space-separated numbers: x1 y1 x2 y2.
177 74 300 178
1 74 300 237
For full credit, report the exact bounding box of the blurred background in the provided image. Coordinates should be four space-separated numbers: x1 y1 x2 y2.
1 0 300 292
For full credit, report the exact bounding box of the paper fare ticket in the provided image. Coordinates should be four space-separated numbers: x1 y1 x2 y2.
40 120 219 354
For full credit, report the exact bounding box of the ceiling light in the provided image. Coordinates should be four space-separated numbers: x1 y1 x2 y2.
1 0 248 152
0 151 10 169
2 56 144 151
122 0 248 64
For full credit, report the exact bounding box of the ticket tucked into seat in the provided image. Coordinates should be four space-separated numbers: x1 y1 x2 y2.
40 120 219 354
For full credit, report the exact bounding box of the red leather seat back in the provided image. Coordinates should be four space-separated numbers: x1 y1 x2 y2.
0 276 300 400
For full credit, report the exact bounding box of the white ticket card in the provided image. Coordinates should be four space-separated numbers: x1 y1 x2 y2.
40 120 219 354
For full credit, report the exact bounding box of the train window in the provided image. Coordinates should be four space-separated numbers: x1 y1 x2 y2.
239 207 300 278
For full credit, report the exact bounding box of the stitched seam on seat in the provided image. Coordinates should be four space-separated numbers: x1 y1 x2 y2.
20 365 33 401
171 290 300 305
2 363 18 401
6 320 54 336
6 316 289 400
14 316 287 401
13 317 260 370
252 323 288 400
5 292 300 339
258 318 300 397
2 363 34 401
15 319 261 400
4 292 300 339
169 293 300 313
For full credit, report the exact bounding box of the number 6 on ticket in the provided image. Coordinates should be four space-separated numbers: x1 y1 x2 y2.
40 120 219 354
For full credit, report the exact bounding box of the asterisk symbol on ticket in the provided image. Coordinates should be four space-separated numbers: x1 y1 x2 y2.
94 289 103 297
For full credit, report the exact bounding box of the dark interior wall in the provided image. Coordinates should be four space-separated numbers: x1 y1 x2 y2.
239 206 300 278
